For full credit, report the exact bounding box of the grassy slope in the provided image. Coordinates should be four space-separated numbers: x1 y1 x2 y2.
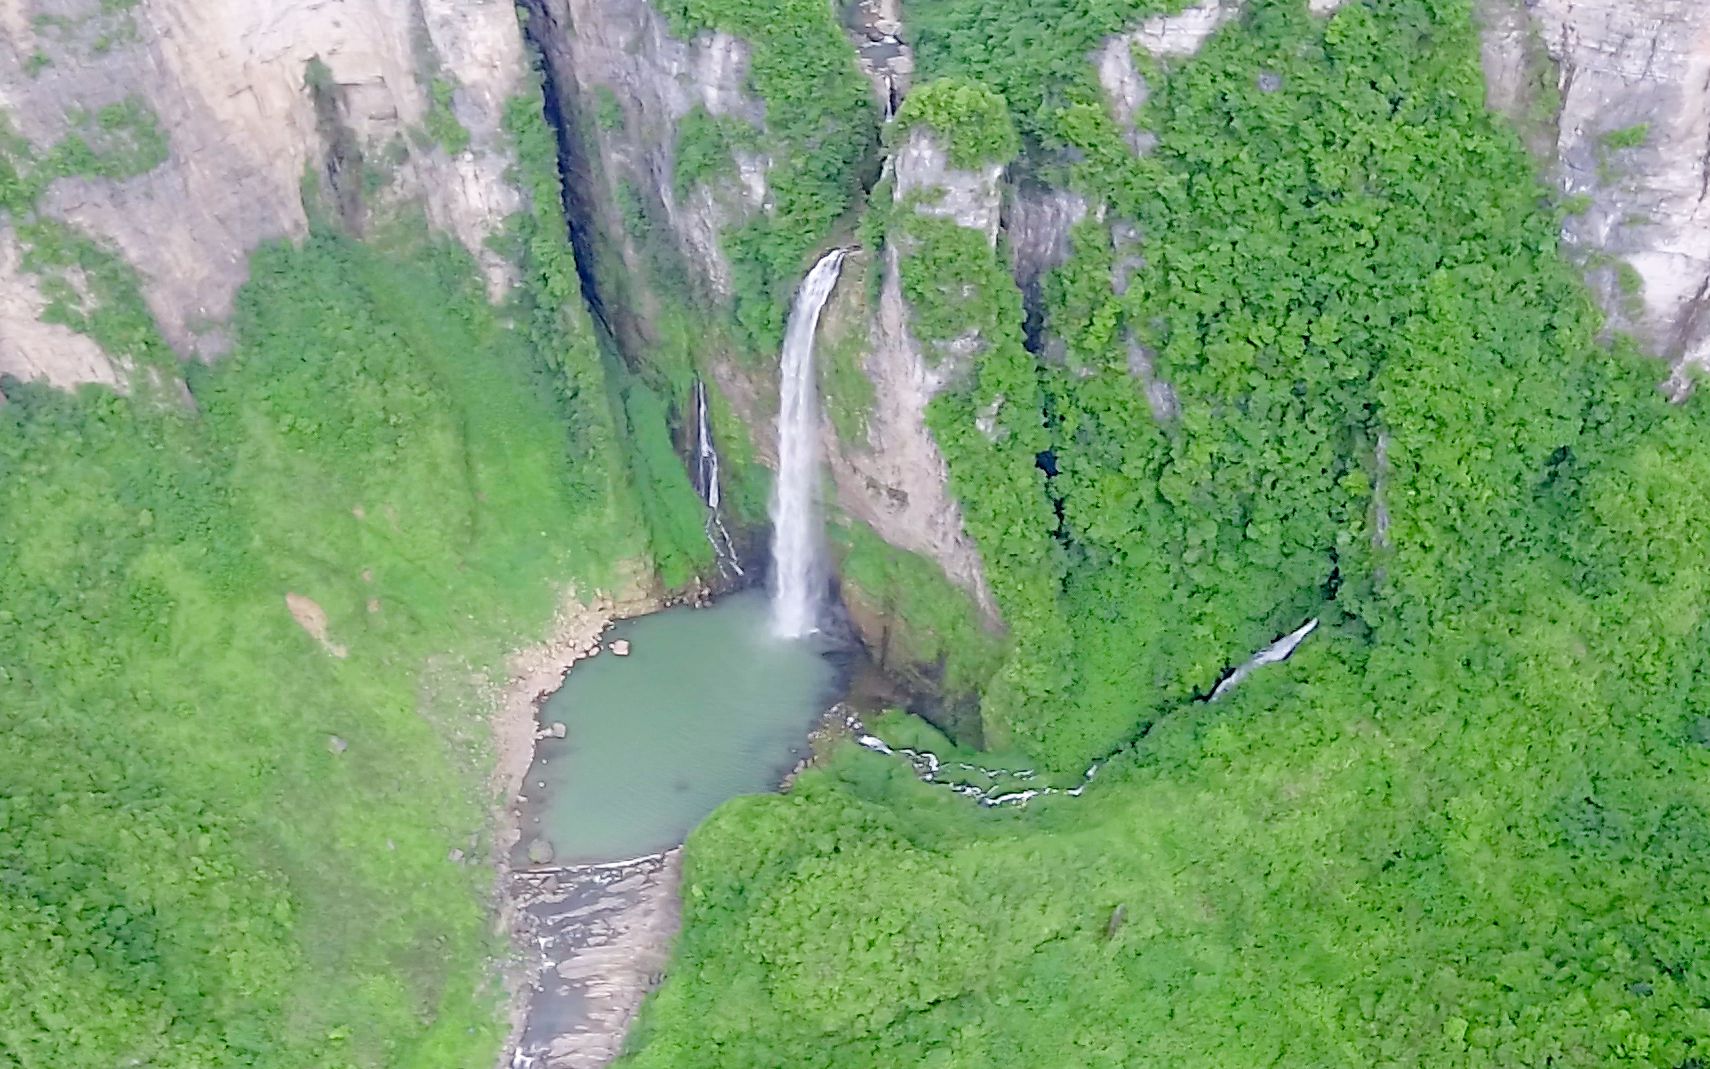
615 0 1710 1064
0 228 649 1067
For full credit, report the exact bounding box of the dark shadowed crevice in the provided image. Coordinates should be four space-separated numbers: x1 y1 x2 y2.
515 1 617 343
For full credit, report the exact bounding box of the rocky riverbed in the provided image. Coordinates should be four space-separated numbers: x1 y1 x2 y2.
505 853 683 1069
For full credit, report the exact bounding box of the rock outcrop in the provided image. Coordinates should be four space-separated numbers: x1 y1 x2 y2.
823 129 1002 620
524 0 767 304
1479 0 1710 388
1094 0 1710 386
0 0 527 380
844 0 913 119
0 226 120 389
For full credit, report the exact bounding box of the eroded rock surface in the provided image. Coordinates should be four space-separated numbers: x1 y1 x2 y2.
1 0 526 372
1480 0 1710 384
507 852 682 1069
822 130 1003 619
0 226 119 389
528 0 767 302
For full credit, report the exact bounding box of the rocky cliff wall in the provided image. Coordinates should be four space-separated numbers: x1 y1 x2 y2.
819 129 1008 620
0 0 527 383
1479 0 1710 390
524 0 767 309
1089 0 1710 387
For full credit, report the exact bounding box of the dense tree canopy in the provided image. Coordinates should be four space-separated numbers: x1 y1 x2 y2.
616 0 1710 1065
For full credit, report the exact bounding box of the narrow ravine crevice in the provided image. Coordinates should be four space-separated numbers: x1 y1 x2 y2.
516 1 618 344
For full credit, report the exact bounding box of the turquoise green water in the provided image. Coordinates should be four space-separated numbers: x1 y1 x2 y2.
519 589 841 864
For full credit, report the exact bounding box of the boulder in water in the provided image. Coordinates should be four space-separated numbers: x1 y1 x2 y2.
610 639 631 656
550 721 567 738
526 837 555 865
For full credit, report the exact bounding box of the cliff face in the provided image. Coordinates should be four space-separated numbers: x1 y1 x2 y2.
528 0 999 617
1479 0 1710 390
820 130 1002 620
523 0 767 308
0 0 527 382
7 0 1709 633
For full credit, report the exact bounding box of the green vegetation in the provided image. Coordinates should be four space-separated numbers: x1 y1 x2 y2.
12 0 1710 1066
892 211 1077 758
1596 123 1650 182
616 378 717 589
815 253 876 441
0 104 174 374
832 520 1004 707
672 106 761 198
1601 121 1650 150
0 229 642 1067
890 78 1020 167
1616 259 1646 316
1 96 169 211
504 88 719 586
655 0 875 345
425 78 472 154
1 66 728 1064
909 0 1175 141
593 86 626 132
614 1 1710 1065
17 218 174 369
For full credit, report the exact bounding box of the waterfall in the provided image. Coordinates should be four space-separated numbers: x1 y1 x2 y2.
694 378 720 512
693 378 743 578
770 249 846 637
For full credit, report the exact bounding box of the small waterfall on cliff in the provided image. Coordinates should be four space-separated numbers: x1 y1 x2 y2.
693 378 743 578
770 249 846 637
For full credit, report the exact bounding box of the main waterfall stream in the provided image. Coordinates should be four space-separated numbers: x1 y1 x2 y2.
770 249 846 637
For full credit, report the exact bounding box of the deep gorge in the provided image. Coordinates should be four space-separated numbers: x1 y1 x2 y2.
3 0 1710 1066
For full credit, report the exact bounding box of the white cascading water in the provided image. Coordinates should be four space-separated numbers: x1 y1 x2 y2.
769 249 846 637
694 378 720 512
694 377 743 578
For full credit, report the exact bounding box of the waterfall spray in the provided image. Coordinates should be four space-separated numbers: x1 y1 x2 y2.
769 249 846 637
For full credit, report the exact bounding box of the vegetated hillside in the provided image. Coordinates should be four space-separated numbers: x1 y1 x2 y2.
615 0 1710 1064
0 94 714 1064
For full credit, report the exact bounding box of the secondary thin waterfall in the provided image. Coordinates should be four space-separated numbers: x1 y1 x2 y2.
770 249 846 637
693 377 742 578
694 378 720 512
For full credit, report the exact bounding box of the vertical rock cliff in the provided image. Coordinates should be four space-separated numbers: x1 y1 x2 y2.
1479 0 1710 390
819 128 1003 620
0 0 528 381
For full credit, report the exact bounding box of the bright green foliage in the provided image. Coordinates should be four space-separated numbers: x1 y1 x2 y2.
616 378 717 589
616 1 1710 1064
425 78 471 154
0 231 641 1067
672 106 761 198
831 521 1004 706
890 211 1079 760
655 0 876 346
890 78 1020 167
502 91 644 541
909 0 1176 139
